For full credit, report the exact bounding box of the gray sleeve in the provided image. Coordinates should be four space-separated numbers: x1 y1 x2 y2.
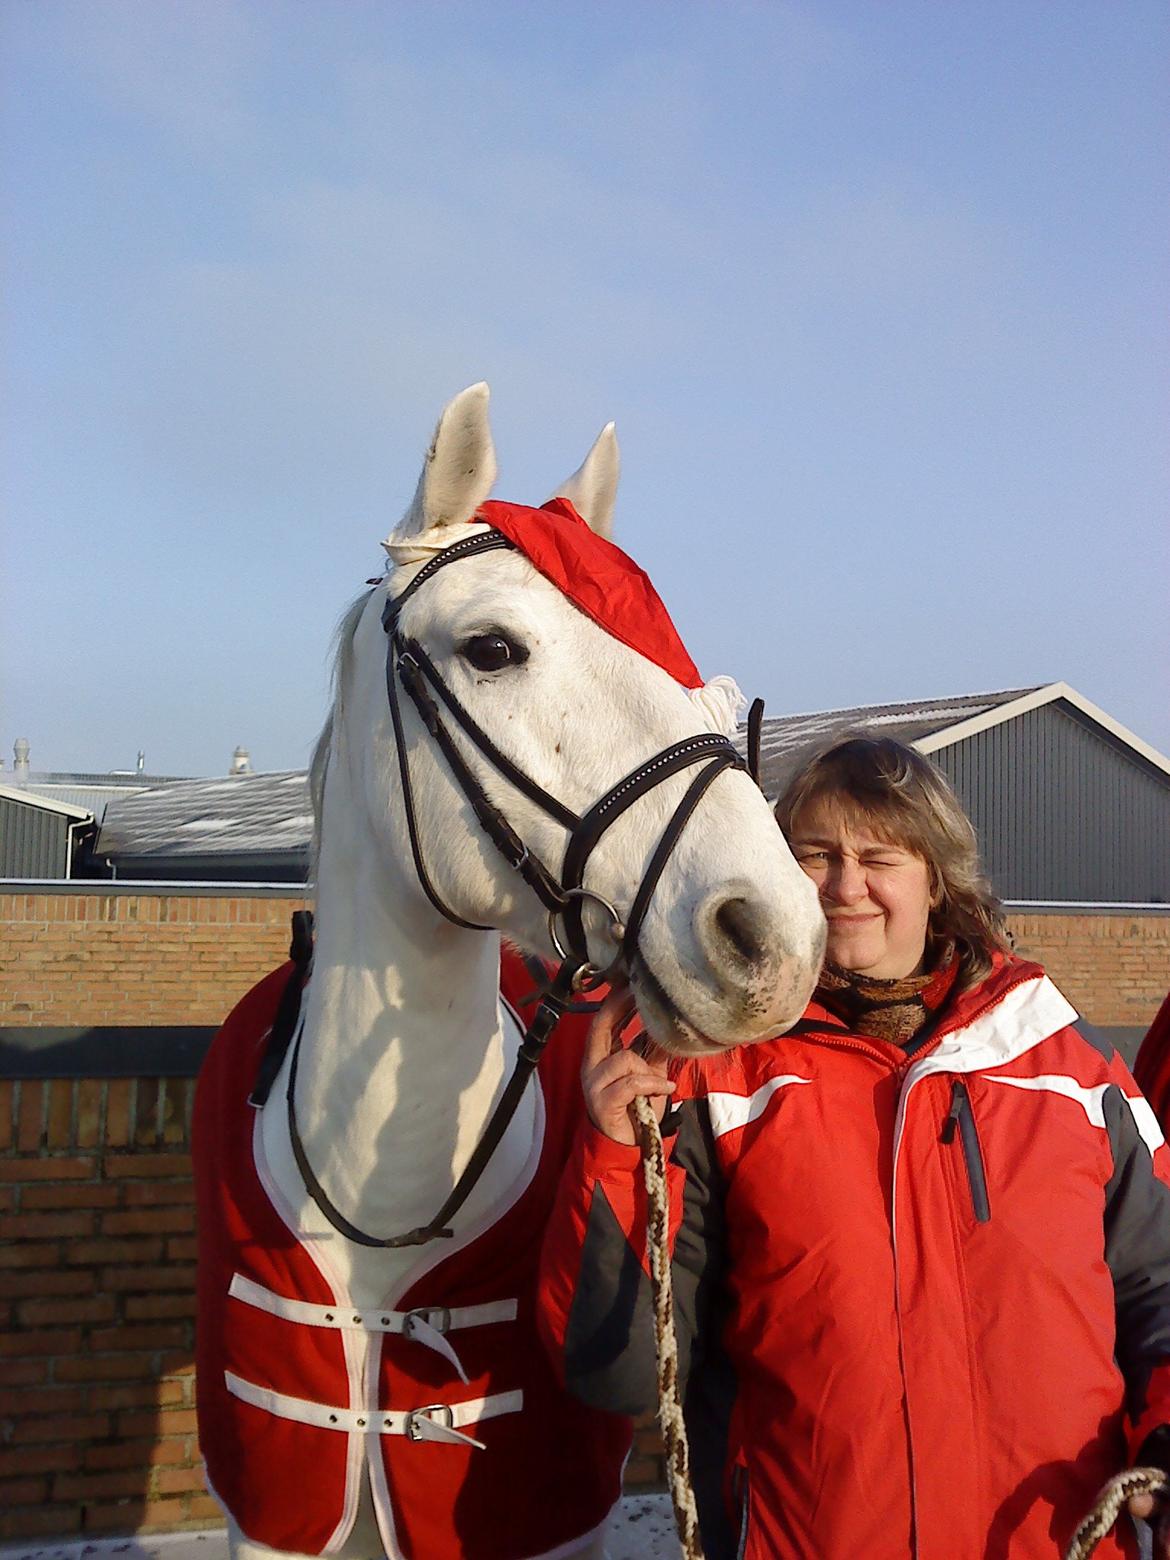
562 1100 726 1410
1103 1083 1170 1422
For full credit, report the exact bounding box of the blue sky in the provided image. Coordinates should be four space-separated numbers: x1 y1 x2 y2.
4 1 1167 777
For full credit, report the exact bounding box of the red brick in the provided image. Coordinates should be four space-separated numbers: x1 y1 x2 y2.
82 1499 163 1533
0 1358 49 1387
101 1207 196 1236
69 1237 165 1265
12 1412 111 1444
0 1081 12 1151
90 1324 189 1352
122 1180 195 1206
3 1385 88 1414
153 1464 207 1495
76 1080 103 1149
104 1152 192 1179
105 1082 133 1148
0 1504 83 1539
102 1263 194 1292
125 1293 196 1320
159 1351 196 1376
0 1211 94 1239
0 1444 81 1477
0 1155 95 1181
0 1328 82 1357
16 1295 117 1326
167 1236 198 1261
0 1243 59 1269
53 1467 147 1500
84 1437 188 1470
23 1182 121 1210
46 1081 73 1149
17 1081 45 1151
54 1353 162 1383
186 1493 225 1521
0 1268 95 1298
119 1407 197 1437
124 1496 192 1531
0 1475 51 1504
89 1378 185 1410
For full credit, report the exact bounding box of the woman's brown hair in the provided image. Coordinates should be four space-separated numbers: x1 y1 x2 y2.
774 734 1011 988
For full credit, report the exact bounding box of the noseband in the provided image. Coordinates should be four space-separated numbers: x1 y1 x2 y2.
284 527 745 1250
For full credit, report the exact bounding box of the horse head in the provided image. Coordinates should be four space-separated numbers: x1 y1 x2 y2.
314 384 824 1056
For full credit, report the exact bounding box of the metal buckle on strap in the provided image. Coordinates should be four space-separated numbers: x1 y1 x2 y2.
407 1403 454 1441
404 1305 451 1336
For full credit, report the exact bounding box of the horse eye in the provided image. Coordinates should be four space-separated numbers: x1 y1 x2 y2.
461 633 527 673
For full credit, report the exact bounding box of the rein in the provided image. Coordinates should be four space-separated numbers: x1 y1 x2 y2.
279 528 746 1251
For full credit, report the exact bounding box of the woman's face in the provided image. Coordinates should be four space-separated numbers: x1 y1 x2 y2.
788 800 933 980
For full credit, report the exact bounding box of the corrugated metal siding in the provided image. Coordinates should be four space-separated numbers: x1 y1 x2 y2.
933 703 1170 902
0 797 70 877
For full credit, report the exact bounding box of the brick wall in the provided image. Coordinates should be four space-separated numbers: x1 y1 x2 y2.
0 1076 207 1540
0 889 302 1026
1 887 1167 1540
1008 909 1170 1030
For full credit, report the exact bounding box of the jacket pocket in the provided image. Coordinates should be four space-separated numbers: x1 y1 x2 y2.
940 1079 991 1223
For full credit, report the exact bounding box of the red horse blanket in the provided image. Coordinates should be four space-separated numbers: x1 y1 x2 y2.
1136 992 1170 1131
194 954 629 1558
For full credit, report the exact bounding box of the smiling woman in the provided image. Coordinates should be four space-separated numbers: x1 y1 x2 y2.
538 734 1170 1560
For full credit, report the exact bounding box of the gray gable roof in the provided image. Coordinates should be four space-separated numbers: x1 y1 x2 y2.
746 686 1044 800
98 771 313 862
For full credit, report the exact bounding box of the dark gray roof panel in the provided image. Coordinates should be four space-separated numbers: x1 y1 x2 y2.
98 772 313 860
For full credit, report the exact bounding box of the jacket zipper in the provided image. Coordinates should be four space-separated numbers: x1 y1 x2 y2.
939 1079 991 1223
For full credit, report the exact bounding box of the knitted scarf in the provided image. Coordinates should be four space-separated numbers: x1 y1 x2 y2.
815 957 960 1048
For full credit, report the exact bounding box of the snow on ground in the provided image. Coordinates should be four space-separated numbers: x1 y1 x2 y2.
0 1494 681 1560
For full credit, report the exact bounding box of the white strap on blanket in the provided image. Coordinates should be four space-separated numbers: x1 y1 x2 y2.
228 1273 516 1386
224 1371 521 1451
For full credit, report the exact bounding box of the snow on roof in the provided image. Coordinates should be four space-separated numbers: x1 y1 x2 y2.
98 771 312 860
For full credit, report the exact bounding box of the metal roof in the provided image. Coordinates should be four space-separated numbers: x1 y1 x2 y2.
0 781 93 821
745 686 1045 798
98 771 313 861
16 771 192 821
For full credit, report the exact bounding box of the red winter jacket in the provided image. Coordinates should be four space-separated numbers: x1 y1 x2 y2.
195 953 629 1560
538 955 1170 1559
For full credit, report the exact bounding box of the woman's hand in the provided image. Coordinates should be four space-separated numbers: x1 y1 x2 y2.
1127 1485 1170 1558
581 986 675 1146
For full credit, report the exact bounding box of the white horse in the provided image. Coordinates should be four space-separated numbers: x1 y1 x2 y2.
194 384 824 1560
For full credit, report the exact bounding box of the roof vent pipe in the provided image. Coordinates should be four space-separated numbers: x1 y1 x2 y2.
13 738 30 783
230 746 252 776
137 750 145 774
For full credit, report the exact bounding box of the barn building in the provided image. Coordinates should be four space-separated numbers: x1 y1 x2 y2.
85 680 1170 906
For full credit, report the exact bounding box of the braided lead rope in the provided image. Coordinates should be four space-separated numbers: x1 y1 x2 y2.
1064 1467 1167 1560
632 1094 706 1560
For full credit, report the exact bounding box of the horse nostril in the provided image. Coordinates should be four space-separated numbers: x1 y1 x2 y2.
713 896 768 968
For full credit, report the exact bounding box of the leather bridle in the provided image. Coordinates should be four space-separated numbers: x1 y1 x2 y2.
284 527 747 1249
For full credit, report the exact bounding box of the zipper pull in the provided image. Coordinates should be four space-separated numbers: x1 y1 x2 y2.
940 1081 961 1144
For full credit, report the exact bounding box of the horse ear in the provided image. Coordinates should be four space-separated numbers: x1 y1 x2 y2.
547 422 620 539
396 383 499 540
